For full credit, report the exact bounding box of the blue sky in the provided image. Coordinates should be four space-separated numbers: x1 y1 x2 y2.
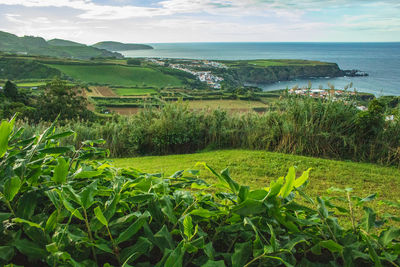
0 0 399 44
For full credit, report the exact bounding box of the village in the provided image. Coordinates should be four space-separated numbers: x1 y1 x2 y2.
147 58 226 89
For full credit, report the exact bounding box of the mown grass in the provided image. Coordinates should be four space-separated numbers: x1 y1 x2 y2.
112 150 400 214
113 87 157 96
47 64 184 87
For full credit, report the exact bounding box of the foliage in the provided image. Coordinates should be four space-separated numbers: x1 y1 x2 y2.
18 97 400 165
126 59 141 66
0 118 399 266
4 80 18 100
36 79 94 122
0 57 61 80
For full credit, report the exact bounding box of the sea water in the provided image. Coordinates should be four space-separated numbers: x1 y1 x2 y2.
122 42 400 96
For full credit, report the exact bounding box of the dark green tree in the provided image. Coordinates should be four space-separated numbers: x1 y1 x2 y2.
3 80 18 100
127 59 141 66
37 79 94 121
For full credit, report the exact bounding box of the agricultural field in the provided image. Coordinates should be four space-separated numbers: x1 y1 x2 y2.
112 150 400 214
221 59 333 68
185 99 267 111
15 81 47 87
113 87 157 96
47 64 184 88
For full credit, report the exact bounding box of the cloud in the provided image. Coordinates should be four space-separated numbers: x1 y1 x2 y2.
0 0 399 20
0 0 399 42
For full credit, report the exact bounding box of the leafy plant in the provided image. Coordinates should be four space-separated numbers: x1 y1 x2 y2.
0 117 399 266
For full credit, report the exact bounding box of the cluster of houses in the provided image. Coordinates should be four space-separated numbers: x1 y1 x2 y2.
147 58 226 89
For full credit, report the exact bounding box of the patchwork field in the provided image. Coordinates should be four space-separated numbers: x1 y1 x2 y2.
47 64 184 87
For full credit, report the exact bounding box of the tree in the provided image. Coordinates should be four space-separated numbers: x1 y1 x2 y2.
37 79 94 121
127 59 141 66
3 81 18 100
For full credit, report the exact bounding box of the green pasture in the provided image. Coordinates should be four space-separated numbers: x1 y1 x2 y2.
47 64 184 88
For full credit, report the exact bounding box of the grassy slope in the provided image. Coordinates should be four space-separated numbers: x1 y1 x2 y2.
112 150 400 214
48 64 184 87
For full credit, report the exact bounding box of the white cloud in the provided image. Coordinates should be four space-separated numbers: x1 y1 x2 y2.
0 0 399 42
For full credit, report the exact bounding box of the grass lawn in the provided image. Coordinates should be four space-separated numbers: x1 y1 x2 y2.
113 87 157 96
111 150 400 216
47 64 184 88
186 99 267 110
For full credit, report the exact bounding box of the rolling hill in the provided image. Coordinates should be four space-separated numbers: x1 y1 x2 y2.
92 41 153 51
0 31 123 59
47 38 85 47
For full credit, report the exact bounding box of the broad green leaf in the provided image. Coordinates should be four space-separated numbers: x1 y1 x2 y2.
183 215 194 240
190 208 215 218
52 157 69 184
94 206 108 226
294 168 311 188
16 191 37 220
164 241 185 267
317 197 329 218
45 210 58 232
39 147 73 154
13 239 47 260
0 119 14 158
320 240 343 253
267 177 284 199
238 185 249 203
13 217 44 231
366 239 382 267
232 199 265 216
46 130 75 140
0 212 12 222
73 167 103 179
201 260 226 267
279 167 296 198
4 177 21 201
154 225 175 252
116 212 150 244
363 207 376 232
95 243 113 254
360 193 378 203
220 168 240 194
379 227 400 247
0 246 14 261
231 241 252 267
80 181 98 209
46 242 58 253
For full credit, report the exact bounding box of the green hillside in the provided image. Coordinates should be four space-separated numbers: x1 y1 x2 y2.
0 56 61 79
0 31 123 59
47 38 85 47
48 64 184 87
92 41 153 51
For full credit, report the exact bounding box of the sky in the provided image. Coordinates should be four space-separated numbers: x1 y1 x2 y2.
0 0 399 44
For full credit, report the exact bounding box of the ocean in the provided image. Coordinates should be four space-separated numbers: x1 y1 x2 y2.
121 42 400 96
